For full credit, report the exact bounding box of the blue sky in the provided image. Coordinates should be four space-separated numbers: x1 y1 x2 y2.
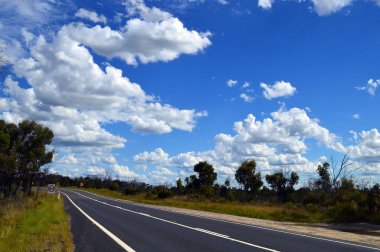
1 0 380 185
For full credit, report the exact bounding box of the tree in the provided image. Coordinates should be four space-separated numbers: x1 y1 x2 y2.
0 121 18 197
194 161 217 186
235 160 263 200
315 153 365 193
266 168 299 202
176 178 184 195
184 161 217 197
17 121 54 196
0 120 54 197
315 162 332 193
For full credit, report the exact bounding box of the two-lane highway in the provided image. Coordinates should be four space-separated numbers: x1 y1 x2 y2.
61 189 380 252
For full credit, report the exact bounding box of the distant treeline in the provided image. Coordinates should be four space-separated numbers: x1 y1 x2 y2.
40 159 380 223
1 120 379 223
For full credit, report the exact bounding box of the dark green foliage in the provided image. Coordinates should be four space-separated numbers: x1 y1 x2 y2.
0 120 54 197
157 187 173 199
235 160 263 201
194 161 217 186
108 181 120 191
266 170 299 202
184 161 217 197
315 162 332 193
176 178 184 195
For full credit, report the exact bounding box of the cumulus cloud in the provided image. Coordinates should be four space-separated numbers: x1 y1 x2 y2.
258 0 274 9
134 148 171 165
242 82 250 88
0 1 210 178
356 79 380 96
112 164 141 180
66 1 211 65
87 167 106 176
353 114 360 119
311 0 353 16
134 107 346 178
227 79 238 87
257 0 359 16
240 93 254 103
348 129 380 164
260 81 296 100
7 27 205 135
75 8 107 23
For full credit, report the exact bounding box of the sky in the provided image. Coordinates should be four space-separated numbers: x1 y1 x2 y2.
0 0 380 186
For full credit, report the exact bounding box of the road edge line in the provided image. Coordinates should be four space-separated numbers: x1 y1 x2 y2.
76 189 380 251
61 191 136 252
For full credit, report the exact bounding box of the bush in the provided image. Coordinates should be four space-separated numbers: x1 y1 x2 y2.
109 182 119 191
157 188 173 199
124 185 139 195
327 201 362 223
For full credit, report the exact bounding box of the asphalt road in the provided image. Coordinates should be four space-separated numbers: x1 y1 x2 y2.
61 189 379 252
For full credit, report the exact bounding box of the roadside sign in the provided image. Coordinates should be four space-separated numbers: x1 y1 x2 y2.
80 182 84 187
48 184 56 194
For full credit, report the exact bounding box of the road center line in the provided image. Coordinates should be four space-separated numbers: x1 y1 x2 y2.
69 190 279 252
78 189 380 251
61 191 136 252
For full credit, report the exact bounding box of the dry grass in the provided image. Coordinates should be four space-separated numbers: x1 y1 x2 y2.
77 188 324 223
0 193 74 252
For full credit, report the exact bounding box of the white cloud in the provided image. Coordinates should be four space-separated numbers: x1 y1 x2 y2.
348 129 380 164
356 79 380 96
227 79 238 87
112 164 142 180
240 93 254 103
7 27 205 134
0 1 209 178
87 167 106 176
257 0 360 16
260 81 296 100
352 114 360 119
218 0 229 5
75 8 107 24
311 0 353 16
66 1 211 65
134 107 346 178
134 148 171 164
0 0 68 44
242 82 250 88
258 0 274 9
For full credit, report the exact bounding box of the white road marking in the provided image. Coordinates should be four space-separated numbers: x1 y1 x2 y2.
77 189 380 251
61 191 136 252
68 190 279 252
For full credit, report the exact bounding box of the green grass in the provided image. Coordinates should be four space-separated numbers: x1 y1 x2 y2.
0 193 74 252
76 188 325 223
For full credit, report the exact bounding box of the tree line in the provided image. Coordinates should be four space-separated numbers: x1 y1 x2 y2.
40 158 380 223
1 120 379 223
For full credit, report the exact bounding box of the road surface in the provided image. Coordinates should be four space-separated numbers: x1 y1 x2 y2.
61 189 379 252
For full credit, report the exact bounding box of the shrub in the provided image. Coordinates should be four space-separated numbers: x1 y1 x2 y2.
327 201 362 223
157 188 173 199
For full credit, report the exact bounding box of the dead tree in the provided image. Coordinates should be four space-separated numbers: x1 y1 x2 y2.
330 152 366 191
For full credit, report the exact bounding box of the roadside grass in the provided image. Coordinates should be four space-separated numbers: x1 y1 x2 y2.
0 193 74 252
75 188 325 223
